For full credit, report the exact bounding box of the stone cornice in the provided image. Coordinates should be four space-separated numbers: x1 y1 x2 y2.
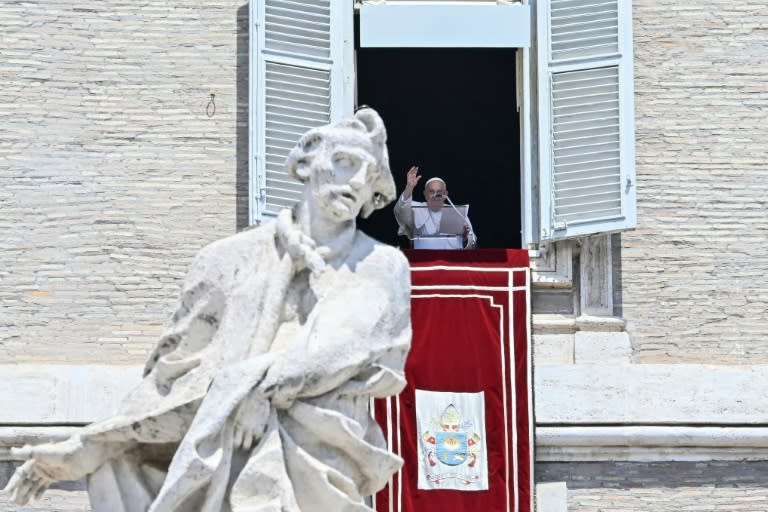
536 426 768 462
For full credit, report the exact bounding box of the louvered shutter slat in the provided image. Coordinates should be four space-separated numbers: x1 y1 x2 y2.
268 33 331 53
266 99 330 117
554 141 619 158
270 0 329 15
557 192 621 206
556 161 619 174
266 114 325 130
265 14 330 32
554 19 617 34
555 173 620 190
264 88 328 103
555 123 620 139
264 112 328 127
266 20 331 40
266 127 311 141
265 183 303 197
266 64 331 87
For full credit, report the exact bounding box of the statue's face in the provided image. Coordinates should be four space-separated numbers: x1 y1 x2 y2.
308 130 378 222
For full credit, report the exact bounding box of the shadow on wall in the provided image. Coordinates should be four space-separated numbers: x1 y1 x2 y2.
236 3 250 231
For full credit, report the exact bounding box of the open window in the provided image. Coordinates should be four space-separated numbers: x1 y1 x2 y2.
248 0 636 248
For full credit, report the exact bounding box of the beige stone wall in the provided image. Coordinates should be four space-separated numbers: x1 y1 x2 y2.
0 1 249 364
623 0 768 363
2 2 766 365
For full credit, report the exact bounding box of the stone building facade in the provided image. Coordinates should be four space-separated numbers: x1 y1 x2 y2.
2 1 768 510
535 1 768 510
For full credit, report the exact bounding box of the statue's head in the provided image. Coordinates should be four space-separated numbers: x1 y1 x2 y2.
285 108 396 221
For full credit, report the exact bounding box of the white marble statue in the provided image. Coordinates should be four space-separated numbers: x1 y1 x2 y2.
2 108 412 511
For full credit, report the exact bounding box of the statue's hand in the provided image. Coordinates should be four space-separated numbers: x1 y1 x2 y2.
2 438 104 505
3 460 51 505
233 391 270 451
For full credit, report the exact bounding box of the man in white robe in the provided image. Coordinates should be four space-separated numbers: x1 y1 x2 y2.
3 108 411 512
393 166 477 249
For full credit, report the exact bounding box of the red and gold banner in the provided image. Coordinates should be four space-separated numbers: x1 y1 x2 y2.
375 249 532 512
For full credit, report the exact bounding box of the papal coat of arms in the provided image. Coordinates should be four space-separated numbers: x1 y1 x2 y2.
416 391 488 491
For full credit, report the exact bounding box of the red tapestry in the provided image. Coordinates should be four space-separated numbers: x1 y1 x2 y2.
374 249 532 512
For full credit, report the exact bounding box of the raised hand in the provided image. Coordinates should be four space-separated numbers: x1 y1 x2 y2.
403 166 421 199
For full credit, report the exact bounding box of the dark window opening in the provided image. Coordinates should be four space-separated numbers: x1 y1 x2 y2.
355 43 522 249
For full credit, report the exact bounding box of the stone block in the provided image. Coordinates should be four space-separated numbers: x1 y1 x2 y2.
534 334 574 365
536 364 768 424
574 331 631 364
0 365 142 424
535 481 568 512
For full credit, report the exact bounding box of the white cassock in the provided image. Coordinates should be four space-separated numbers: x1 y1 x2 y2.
393 195 476 248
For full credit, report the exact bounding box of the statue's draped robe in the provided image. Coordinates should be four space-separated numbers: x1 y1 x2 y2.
82 213 412 512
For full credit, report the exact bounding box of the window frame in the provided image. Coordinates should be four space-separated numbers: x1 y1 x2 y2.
248 0 636 246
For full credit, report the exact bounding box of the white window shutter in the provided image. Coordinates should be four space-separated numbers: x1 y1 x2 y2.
536 0 636 241
249 0 353 224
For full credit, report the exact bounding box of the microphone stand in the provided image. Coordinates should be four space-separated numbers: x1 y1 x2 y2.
443 195 477 249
